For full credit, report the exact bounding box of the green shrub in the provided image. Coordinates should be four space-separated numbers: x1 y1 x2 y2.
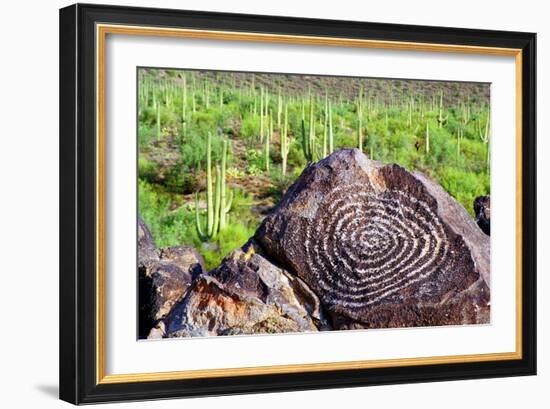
240 115 260 139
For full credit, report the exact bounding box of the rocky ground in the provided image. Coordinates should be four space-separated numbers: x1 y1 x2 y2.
139 149 491 339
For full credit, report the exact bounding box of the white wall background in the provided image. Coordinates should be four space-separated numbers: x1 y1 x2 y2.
0 0 546 407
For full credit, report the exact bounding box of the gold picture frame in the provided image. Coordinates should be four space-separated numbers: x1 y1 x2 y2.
60 4 536 404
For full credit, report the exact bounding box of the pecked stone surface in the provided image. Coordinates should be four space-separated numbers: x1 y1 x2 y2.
138 218 206 338
255 148 490 329
164 240 328 338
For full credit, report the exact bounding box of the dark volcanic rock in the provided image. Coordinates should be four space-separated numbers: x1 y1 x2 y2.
255 149 490 329
164 240 328 338
473 195 491 235
138 219 206 338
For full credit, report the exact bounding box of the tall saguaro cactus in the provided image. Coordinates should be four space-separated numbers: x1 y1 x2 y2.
281 104 290 177
156 101 161 140
437 92 448 128
265 112 272 172
457 127 463 160
219 139 232 230
407 96 413 128
195 133 233 241
357 88 364 152
328 100 334 154
425 122 430 154
323 94 329 158
181 75 187 132
301 101 314 164
307 95 316 161
477 110 491 171
204 80 210 109
277 88 283 129
259 86 265 142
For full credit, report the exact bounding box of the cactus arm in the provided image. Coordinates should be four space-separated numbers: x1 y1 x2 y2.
224 190 234 214
194 192 207 241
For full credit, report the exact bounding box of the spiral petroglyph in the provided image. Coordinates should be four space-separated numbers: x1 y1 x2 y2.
256 149 490 326
304 184 449 311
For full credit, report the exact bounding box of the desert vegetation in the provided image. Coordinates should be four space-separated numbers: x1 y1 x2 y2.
138 68 490 270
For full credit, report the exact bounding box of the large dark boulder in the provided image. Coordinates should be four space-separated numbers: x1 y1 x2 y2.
255 149 490 329
164 240 328 338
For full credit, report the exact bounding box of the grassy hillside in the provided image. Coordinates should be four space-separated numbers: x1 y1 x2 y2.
138 68 490 270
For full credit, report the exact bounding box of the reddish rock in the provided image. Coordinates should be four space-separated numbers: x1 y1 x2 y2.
164 240 328 338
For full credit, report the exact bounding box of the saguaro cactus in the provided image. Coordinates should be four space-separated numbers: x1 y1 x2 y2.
265 112 272 172
195 134 233 241
357 88 364 152
259 86 264 142
425 122 430 154
156 101 161 140
477 110 490 144
277 88 283 129
219 139 233 230
204 80 210 109
457 127 463 160
437 92 448 128
477 110 491 171
181 75 187 126
328 99 334 154
281 104 290 176
323 94 329 158
407 96 413 128
195 132 214 239
301 111 314 163
308 95 316 161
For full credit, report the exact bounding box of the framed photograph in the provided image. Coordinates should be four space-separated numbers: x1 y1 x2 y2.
59 3 536 404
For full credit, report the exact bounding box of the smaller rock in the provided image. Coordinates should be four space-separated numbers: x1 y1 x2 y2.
159 246 206 280
164 240 328 338
138 217 159 276
474 196 490 235
138 219 206 338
